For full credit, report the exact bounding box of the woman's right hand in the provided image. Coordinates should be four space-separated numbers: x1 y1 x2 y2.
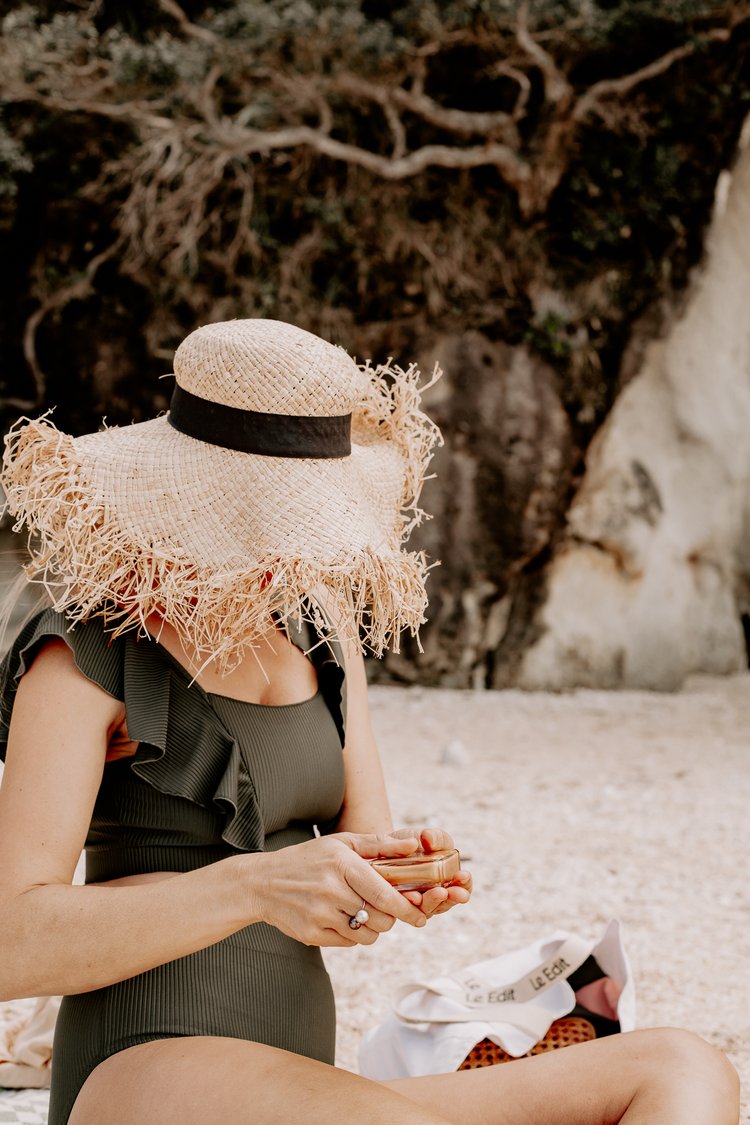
244 832 427 947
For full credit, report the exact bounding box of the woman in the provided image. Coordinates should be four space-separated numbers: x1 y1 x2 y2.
0 319 739 1125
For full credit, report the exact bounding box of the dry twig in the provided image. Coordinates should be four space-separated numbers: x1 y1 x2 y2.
157 0 217 44
22 242 121 407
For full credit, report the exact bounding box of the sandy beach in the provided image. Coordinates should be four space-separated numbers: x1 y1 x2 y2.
1 674 748 1122
327 677 750 1118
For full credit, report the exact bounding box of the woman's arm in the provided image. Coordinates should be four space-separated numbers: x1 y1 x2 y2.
0 640 262 999
334 634 394 835
0 640 426 1001
332 635 472 916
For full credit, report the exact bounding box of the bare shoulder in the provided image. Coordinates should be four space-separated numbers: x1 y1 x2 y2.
16 635 124 728
0 636 124 891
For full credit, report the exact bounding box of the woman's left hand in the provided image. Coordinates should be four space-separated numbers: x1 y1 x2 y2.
388 826 472 918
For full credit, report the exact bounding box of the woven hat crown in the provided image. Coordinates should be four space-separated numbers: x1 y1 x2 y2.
175 319 364 416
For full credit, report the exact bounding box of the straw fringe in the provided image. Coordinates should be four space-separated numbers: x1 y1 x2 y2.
2 416 434 670
355 359 443 537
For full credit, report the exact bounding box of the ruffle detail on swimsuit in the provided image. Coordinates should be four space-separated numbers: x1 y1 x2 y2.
0 608 346 853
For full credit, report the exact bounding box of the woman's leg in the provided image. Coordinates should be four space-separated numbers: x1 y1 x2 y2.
67 1036 452 1125
387 1028 740 1125
67 1028 740 1125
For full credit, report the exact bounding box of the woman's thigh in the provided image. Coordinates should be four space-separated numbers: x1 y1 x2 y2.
67 1036 451 1125
387 1028 740 1125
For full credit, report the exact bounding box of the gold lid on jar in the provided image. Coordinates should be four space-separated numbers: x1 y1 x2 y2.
371 848 461 891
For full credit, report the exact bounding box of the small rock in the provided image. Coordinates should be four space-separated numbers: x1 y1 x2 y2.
440 739 471 766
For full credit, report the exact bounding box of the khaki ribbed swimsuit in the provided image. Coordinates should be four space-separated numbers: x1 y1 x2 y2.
0 609 347 1125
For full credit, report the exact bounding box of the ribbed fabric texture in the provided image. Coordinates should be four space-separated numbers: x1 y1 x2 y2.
0 610 346 1125
50 927 337 1125
209 694 344 833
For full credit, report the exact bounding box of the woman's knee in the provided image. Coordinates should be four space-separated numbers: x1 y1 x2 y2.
638 1028 739 1105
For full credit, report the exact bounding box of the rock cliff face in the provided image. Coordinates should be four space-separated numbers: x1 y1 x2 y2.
385 134 750 691
382 332 572 687
519 137 750 689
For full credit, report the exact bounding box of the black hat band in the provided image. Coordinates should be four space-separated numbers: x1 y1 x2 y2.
168 384 352 458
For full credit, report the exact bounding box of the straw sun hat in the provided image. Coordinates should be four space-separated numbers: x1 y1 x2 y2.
1 319 441 668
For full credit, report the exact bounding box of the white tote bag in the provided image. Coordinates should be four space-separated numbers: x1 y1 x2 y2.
359 919 635 1080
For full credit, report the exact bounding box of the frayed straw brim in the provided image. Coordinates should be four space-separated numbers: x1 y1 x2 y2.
1 360 441 669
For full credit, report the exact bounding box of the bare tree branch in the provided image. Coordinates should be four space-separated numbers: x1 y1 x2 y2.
491 62 532 121
395 85 518 138
157 0 217 44
193 64 223 127
3 3 745 258
331 74 518 139
324 75 406 155
410 57 427 99
222 164 260 270
0 396 40 413
224 123 531 187
0 83 174 130
412 30 482 59
516 1 571 106
384 100 407 161
573 28 731 122
23 243 121 406
237 72 335 135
